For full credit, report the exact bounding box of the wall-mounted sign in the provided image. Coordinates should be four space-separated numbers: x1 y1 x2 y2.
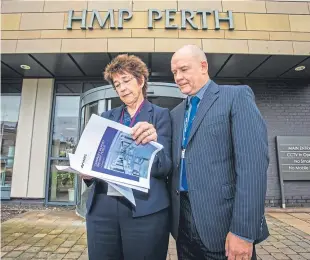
276 136 310 208
276 136 310 180
66 9 234 30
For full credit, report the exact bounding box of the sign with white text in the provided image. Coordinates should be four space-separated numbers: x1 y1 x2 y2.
66 9 234 30
276 136 310 208
276 136 310 181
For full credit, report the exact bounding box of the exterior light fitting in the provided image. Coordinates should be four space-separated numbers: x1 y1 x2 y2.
294 65 306 72
20 64 31 70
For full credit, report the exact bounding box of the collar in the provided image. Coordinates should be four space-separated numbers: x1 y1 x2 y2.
121 99 152 112
111 99 153 120
187 79 211 105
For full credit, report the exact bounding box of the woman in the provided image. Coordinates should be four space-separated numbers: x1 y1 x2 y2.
84 54 172 260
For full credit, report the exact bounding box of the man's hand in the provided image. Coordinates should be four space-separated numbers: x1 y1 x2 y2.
131 122 157 145
225 232 253 260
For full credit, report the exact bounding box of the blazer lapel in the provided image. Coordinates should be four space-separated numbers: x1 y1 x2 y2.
110 105 123 122
187 81 219 144
136 99 153 123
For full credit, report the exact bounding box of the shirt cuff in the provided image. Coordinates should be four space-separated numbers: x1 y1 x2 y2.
232 233 254 243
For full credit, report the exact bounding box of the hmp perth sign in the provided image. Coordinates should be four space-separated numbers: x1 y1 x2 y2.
66 9 234 30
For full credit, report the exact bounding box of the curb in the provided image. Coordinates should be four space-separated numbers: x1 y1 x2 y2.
266 207 310 213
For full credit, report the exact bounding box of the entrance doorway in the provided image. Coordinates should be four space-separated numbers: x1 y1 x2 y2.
76 82 185 217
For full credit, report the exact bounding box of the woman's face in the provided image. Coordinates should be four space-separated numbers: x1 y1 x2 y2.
112 72 144 107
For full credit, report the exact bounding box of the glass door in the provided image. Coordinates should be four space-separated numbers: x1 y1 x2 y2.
76 99 108 217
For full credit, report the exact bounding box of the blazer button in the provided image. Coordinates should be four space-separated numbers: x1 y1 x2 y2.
176 190 179 195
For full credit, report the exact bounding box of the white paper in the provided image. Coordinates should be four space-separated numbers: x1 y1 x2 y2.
72 115 162 190
56 163 148 193
106 182 136 206
107 185 123 196
56 114 163 204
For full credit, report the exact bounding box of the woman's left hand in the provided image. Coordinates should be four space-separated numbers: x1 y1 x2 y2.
132 122 158 145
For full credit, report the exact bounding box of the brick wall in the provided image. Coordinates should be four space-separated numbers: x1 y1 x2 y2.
247 80 310 207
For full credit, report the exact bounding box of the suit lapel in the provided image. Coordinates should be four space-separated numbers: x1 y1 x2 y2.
187 81 219 144
174 100 187 160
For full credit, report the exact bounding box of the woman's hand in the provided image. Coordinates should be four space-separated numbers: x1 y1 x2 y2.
132 122 158 145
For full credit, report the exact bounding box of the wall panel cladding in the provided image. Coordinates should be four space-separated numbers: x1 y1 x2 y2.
247 80 310 207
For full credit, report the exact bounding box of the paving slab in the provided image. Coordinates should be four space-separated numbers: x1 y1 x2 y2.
2 211 310 259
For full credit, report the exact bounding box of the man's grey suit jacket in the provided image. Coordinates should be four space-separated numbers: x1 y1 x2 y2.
170 80 270 252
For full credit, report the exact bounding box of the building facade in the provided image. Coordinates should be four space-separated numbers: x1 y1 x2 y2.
1 0 310 209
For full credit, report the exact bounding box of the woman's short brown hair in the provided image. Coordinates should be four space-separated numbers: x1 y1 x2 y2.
104 54 149 97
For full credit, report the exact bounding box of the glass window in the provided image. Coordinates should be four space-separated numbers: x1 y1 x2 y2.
1 81 22 188
48 94 80 203
51 96 80 158
49 160 75 202
111 97 122 109
149 97 183 111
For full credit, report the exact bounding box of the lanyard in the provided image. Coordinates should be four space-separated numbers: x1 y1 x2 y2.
182 106 191 149
120 100 145 127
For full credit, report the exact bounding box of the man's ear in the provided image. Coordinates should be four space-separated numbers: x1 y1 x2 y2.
201 61 208 75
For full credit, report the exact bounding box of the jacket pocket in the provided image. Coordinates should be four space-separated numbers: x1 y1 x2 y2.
222 183 236 199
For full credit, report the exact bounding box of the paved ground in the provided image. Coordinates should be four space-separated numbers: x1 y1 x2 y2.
1 211 310 260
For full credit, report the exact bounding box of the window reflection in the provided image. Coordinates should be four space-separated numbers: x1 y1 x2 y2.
0 158 14 187
1 95 21 187
49 95 79 203
111 97 122 109
149 97 183 111
52 96 80 158
49 160 75 202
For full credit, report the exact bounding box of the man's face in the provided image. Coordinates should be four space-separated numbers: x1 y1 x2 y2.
171 54 208 96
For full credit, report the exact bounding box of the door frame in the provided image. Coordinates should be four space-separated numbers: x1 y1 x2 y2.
80 82 185 108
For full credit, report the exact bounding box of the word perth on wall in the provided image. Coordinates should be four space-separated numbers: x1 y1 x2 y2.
66 9 234 30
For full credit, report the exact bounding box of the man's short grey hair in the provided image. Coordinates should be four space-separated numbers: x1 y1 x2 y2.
174 45 207 62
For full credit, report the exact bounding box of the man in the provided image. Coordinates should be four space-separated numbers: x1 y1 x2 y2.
169 45 269 260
